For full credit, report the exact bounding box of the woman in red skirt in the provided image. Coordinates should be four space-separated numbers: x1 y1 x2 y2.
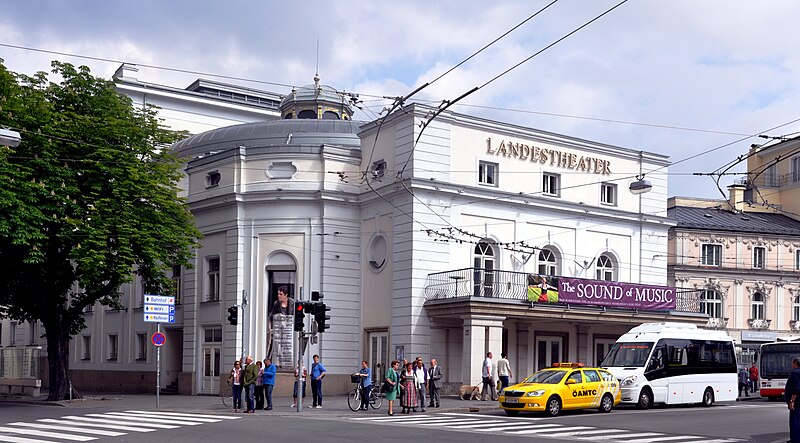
400 362 418 413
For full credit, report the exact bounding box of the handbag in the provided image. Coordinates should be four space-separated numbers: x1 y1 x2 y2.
381 381 393 393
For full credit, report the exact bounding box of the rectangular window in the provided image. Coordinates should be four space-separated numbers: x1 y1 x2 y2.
108 334 118 361
796 250 800 271
793 156 800 183
207 257 220 302
543 173 560 197
764 164 778 187
753 247 765 269
204 328 223 343
9 322 16 346
600 183 617 206
82 336 91 360
136 333 147 361
172 264 182 305
701 244 722 266
371 160 387 179
478 161 498 186
28 322 36 345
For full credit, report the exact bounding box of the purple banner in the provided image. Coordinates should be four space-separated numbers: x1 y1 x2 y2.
558 277 676 310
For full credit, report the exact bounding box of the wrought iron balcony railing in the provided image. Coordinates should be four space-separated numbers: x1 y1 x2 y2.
424 267 701 313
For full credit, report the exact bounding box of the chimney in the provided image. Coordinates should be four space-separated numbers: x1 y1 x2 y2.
727 183 747 212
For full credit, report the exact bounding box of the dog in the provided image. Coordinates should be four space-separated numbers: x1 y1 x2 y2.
459 385 481 400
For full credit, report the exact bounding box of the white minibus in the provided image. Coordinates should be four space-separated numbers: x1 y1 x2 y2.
600 322 738 408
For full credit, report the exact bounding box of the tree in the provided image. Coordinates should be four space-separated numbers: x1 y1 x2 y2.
0 60 201 400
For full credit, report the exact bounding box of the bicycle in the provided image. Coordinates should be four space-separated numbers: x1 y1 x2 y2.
221 380 232 407
348 375 382 411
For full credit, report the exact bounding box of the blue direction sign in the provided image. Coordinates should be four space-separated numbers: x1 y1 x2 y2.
151 332 166 347
143 294 176 323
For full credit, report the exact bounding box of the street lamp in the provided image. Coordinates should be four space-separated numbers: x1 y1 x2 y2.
629 175 652 195
0 128 21 147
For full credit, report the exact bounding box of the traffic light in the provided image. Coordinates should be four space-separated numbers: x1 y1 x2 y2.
227 305 238 326
311 291 321 302
294 302 306 332
315 303 331 333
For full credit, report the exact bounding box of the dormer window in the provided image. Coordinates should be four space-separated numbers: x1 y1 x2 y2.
205 171 221 188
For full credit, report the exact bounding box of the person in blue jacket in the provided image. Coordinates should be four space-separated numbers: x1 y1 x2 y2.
310 354 327 408
262 358 276 411
785 357 800 443
356 360 372 411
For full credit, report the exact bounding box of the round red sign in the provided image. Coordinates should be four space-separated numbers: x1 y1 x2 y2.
151 332 166 347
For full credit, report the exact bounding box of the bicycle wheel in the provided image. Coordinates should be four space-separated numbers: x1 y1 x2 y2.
221 389 232 407
347 388 361 412
369 389 382 410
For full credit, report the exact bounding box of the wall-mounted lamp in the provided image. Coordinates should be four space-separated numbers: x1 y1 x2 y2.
629 175 652 195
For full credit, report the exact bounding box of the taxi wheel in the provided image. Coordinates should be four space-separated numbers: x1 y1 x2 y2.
504 410 519 417
636 388 652 410
701 388 714 407
545 396 562 417
599 394 614 413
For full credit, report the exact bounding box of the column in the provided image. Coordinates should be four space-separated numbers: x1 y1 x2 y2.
462 316 505 386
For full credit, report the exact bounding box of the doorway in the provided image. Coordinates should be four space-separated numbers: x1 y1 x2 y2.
535 336 563 370
594 338 617 366
369 332 389 384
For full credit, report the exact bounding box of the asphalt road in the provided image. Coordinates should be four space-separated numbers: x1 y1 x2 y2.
0 396 790 442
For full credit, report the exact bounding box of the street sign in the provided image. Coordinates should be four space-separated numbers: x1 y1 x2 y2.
151 332 166 347
143 294 175 323
144 313 175 323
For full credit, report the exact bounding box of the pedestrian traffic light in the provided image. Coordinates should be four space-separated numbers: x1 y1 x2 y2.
294 302 306 332
227 305 238 326
315 303 331 333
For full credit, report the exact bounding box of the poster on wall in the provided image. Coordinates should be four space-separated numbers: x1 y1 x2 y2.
271 314 294 368
526 274 676 310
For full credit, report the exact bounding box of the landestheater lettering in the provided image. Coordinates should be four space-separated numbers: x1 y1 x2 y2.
486 137 611 175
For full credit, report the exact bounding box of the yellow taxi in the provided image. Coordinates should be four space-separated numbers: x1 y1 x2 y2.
498 363 621 417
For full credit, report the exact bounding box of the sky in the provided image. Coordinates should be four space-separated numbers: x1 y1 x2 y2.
2 0 800 199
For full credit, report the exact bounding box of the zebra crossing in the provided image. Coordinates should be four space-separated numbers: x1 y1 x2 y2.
350 412 746 442
0 410 239 442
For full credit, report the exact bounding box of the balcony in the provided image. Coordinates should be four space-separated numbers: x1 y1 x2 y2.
706 317 728 329
749 172 800 189
424 268 700 313
748 318 771 330
790 320 800 332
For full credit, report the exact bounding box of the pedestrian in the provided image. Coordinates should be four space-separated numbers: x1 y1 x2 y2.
242 355 258 413
254 360 265 410
291 364 307 407
785 357 800 443
481 351 498 401
400 361 418 413
385 360 400 416
262 358 276 410
310 354 327 409
497 353 513 390
228 359 242 413
428 358 443 408
413 357 428 412
356 360 372 411
738 366 750 397
750 362 760 393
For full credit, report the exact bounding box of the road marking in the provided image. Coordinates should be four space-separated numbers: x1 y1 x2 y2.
125 410 240 420
438 420 508 428
0 436 55 443
67 416 178 429
0 426 95 441
474 423 562 432
89 413 203 425
545 428 625 438
588 432 664 441
7 422 124 437
363 416 454 423
509 425 593 435
415 419 482 426
109 411 220 423
38 418 156 432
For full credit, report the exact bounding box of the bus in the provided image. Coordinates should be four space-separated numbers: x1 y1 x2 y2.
600 322 738 409
759 339 800 400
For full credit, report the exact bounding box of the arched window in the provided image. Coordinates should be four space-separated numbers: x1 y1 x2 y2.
473 242 495 297
596 254 615 281
322 110 340 120
700 290 723 319
537 248 559 276
793 295 800 322
751 292 765 320
297 109 317 119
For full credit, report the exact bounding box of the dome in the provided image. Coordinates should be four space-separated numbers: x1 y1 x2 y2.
278 74 354 120
171 119 363 158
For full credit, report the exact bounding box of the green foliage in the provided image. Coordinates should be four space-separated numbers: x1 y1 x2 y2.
0 60 201 337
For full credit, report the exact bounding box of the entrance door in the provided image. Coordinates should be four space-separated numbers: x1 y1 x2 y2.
594 338 616 366
536 336 563 371
202 345 221 394
369 332 389 385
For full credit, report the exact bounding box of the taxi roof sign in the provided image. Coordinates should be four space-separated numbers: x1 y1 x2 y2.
551 362 584 368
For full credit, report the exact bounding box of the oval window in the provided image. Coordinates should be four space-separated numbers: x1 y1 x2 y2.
368 235 388 271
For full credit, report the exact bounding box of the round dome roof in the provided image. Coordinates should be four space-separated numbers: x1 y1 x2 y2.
172 119 363 158
280 83 344 109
